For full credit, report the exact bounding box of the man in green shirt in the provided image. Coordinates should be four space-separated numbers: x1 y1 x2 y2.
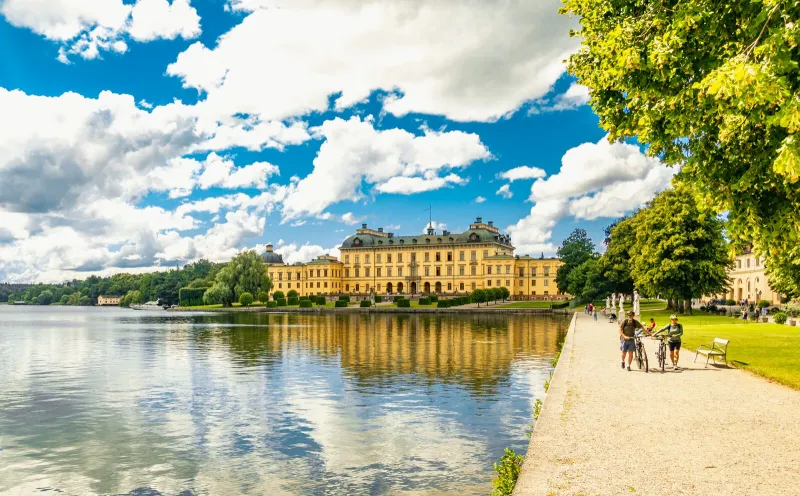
653 314 684 370
619 311 642 371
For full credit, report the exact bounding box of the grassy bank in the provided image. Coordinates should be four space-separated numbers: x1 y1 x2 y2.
638 307 800 389
497 301 555 309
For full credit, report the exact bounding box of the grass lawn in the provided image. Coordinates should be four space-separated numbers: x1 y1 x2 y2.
497 301 555 309
638 307 800 390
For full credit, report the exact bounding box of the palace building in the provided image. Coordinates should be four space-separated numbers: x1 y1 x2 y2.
262 217 565 299
717 247 783 305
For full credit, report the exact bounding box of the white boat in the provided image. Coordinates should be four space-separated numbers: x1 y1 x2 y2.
131 301 165 310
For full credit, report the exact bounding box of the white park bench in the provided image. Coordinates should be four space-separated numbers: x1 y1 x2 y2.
694 338 730 367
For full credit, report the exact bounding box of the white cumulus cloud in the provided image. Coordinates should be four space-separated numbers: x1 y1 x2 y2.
496 184 513 199
498 165 547 182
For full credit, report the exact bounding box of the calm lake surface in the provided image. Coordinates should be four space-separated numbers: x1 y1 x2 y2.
0 306 568 496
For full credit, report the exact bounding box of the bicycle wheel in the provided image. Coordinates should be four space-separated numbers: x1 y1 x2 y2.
642 346 648 373
636 343 644 370
659 344 666 372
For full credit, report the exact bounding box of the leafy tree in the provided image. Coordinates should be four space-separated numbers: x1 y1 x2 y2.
59 294 70 305
568 258 612 303
78 296 91 306
273 291 285 301
213 251 270 306
257 291 269 303
556 228 597 295
562 0 800 295
239 292 254 307
499 286 510 302
187 278 208 289
472 288 487 307
628 188 732 313
287 289 298 299
120 290 143 307
203 283 233 306
37 290 54 305
600 218 636 295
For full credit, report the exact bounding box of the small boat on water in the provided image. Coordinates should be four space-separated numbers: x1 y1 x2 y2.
130 301 166 311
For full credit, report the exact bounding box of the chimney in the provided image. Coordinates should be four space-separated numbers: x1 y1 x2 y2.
378 227 383 232
476 216 483 223
427 227 435 235
488 220 494 227
362 223 368 229
266 244 273 252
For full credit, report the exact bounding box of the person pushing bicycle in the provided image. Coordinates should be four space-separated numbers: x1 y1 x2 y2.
619 311 643 371
653 314 684 370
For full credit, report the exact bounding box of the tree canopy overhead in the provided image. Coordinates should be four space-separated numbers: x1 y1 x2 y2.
562 0 800 295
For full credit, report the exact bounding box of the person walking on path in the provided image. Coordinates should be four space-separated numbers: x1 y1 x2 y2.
619 311 642 371
593 308 598 321
653 314 684 370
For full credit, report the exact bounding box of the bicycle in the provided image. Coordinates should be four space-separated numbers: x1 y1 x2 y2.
634 330 648 372
652 335 668 373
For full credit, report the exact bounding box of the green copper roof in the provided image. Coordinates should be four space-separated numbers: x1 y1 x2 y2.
340 228 512 249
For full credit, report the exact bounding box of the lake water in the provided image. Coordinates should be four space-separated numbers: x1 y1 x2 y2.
0 306 568 495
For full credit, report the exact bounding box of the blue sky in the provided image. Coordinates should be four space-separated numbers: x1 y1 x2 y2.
0 0 675 282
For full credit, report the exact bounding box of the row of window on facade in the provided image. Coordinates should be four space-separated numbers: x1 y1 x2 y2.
736 257 762 269
272 279 550 292
343 251 550 270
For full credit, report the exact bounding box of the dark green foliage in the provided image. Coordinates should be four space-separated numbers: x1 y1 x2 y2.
257 291 269 303
299 300 313 308
373 295 382 303
179 287 207 307
239 292 254 307
267 301 277 308
429 295 438 302
338 295 350 302
36 290 54 305
499 287 510 302
276 298 287 307
273 291 285 301
397 299 411 308
360 300 371 307
757 299 771 309
551 301 569 309
316 296 327 305
287 297 299 305
335 300 348 308
774 312 788 324
556 228 598 295
726 299 737 306
419 297 431 305
287 289 298 299
393 295 404 303
437 300 450 308
299 295 309 301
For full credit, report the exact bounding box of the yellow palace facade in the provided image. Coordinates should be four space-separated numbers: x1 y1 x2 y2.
262 217 565 299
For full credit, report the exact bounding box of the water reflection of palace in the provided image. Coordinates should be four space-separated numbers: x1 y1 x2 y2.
202 313 569 394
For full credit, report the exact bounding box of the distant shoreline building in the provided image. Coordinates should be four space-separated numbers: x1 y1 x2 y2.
262 217 565 299
97 295 122 306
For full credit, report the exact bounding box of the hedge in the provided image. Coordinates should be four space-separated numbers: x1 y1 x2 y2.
335 300 348 308
267 301 277 308
277 298 287 307
179 287 207 307
374 295 382 303
419 297 431 305
299 300 313 308
257 291 269 303
360 300 371 307
774 311 788 324
338 295 350 302
288 297 299 305
551 301 569 309
299 295 310 301
726 299 737 306
397 299 411 308
273 291 285 301
393 295 405 303
287 290 299 299
316 296 327 305
429 295 438 302
437 300 450 308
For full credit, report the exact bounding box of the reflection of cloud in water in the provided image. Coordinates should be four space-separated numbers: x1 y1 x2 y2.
0 307 567 495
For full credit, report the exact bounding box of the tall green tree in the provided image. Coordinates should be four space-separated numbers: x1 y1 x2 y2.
600 218 636 295
556 228 597 295
562 0 800 295
212 251 271 307
628 188 733 312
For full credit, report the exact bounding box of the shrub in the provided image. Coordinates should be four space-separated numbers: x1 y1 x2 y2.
257 291 269 303
273 291 285 301
299 295 309 301
707 304 718 313
757 299 771 309
316 296 327 305
774 311 788 324
360 300 371 307
239 292 254 307
299 300 313 308
726 299 737 306
397 299 411 308
267 301 277 308
491 448 524 496
786 302 800 318
338 295 350 302
288 297 299 305
335 300 348 308
393 295 404 303
437 300 450 308
748 312 758 321
374 295 383 303
179 287 207 307
551 301 569 309
419 297 431 305
429 295 438 302
287 289 299 299
277 298 287 307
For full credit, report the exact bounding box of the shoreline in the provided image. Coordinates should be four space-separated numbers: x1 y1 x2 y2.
169 306 571 315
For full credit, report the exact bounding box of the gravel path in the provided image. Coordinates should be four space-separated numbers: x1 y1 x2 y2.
514 312 800 496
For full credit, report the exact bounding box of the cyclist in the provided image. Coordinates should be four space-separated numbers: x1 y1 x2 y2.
619 311 643 371
653 314 684 370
